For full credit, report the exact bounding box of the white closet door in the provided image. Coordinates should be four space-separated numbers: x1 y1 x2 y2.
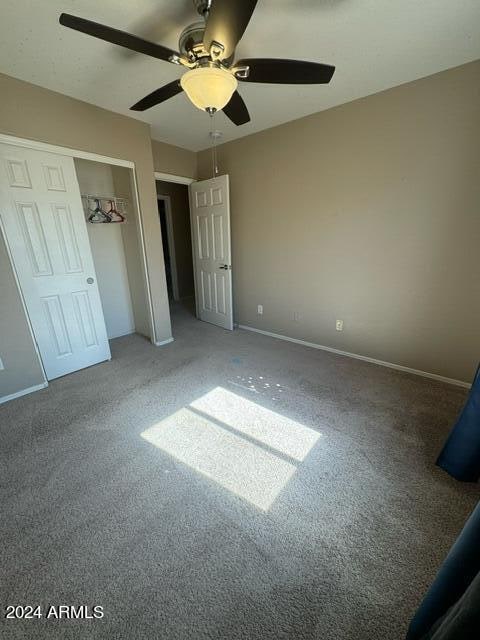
0 143 110 380
190 175 233 330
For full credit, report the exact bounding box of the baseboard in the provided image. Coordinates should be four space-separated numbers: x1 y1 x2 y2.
154 337 174 347
0 381 48 405
109 328 135 340
237 324 471 389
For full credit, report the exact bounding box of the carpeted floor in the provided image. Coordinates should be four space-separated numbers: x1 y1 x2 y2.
1 302 478 640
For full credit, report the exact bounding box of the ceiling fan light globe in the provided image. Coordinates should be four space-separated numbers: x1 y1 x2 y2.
180 67 238 112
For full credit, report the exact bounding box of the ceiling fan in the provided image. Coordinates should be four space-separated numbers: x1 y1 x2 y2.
59 0 335 126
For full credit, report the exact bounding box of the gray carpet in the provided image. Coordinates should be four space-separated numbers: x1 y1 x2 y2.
1 301 479 640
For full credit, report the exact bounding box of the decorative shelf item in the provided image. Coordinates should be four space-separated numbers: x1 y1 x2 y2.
82 195 128 224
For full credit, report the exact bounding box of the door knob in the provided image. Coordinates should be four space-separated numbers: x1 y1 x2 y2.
86 277 94 284
219 264 231 270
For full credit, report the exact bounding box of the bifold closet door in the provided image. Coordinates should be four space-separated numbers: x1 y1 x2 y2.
0 143 110 380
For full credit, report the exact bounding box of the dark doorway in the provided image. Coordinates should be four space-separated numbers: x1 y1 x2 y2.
156 182 196 321
157 198 173 300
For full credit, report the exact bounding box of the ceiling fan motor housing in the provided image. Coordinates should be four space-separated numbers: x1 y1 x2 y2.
179 21 234 70
179 21 206 59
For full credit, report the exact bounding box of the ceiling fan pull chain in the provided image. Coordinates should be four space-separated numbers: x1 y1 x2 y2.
209 110 220 178
208 112 223 178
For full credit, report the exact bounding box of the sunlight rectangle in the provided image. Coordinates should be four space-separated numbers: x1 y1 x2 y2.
190 386 320 461
141 408 296 511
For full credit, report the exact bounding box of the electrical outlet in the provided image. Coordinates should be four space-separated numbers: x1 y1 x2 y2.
336 319 344 331
293 311 301 322
257 305 263 315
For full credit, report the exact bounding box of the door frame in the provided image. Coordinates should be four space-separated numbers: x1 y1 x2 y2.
154 172 197 313
154 172 195 187
157 195 180 302
0 133 157 393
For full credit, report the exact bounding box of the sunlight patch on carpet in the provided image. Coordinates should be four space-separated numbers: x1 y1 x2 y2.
190 386 320 461
141 386 321 510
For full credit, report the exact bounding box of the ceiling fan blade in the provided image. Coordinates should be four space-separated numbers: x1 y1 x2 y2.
130 81 183 111
203 0 258 60
59 13 180 63
236 58 335 84
117 1 194 59
223 91 250 126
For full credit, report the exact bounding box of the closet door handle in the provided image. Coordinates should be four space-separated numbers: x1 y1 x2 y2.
86 277 95 284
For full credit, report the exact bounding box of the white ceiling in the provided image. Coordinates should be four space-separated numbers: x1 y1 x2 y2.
1 0 479 151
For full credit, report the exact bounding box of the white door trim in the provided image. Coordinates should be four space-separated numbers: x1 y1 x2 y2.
0 132 157 344
154 171 195 186
129 167 156 343
188 187 199 319
0 134 134 168
154 337 174 347
157 195 180 302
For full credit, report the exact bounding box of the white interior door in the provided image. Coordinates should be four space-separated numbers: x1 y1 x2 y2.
0 143 111 380
190 175 233 330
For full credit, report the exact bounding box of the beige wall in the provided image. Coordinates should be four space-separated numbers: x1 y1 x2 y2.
0 233 45 398
0 72 194 398
156 181 194 299
152 140 197 179
198 60 480 383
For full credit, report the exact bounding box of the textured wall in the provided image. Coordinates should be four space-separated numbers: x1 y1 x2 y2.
198 61 480 382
